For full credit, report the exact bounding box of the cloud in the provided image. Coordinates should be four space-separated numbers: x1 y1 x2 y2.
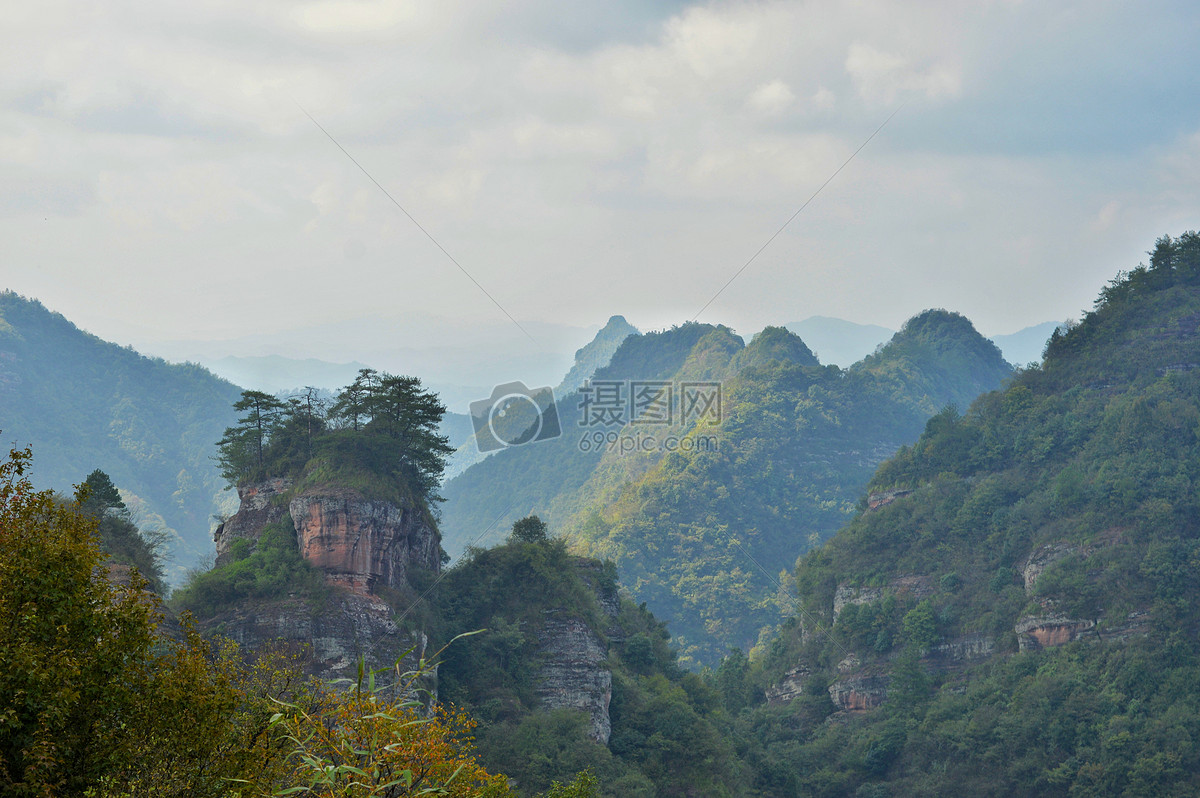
1 0 1198 365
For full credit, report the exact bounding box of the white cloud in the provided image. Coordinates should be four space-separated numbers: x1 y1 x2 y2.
747 79 796 115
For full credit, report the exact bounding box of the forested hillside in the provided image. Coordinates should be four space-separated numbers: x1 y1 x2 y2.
0 292 240 578
725 232 1200 796
443 312 1013 665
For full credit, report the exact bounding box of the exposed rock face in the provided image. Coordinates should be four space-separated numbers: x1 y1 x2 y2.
1021 543 1080 593
534 616 612 744
930 632 996 663
209 592 428 682
289 488 441 594
766 666 809 706
866 488 914 511
1015 613 1096 651
213 477 294 564
828 672 888 711
208 479 441 684
833 575 934 620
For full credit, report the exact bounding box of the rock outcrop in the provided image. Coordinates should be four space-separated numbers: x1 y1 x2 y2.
213 477 293 564
534 616 613 744
207 478 441 683
209 592 428 682
289 488 440 594
1015 612 1096 651
766 666 810 706
828 671 888 711
833 575 934 620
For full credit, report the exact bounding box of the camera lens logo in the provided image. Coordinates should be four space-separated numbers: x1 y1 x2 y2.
470 382 562 452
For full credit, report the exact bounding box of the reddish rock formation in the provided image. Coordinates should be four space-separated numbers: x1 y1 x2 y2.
828 672 888 711
866 488 913 511
289 487 441 594
1015 613 1096 651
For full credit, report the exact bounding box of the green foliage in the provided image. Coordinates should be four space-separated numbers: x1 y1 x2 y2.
171 515 328 618
434 531 746 796
216 370 452 504
729 231 1200 795
0 445 305 796
509 515 549 544
443 314 1011 666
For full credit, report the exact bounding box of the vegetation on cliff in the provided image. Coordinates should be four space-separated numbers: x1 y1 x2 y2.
435 517 748 797
715 232 1200 795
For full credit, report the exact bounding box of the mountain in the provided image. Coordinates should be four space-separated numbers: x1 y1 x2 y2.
0 292 240 581
555 315 640 396
990 320 1067 366
198 355 372 394
733 232 1200 796
442 312 1013 665
784 316 895 367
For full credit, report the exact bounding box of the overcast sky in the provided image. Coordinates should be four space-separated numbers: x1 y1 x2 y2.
3 0 1200 369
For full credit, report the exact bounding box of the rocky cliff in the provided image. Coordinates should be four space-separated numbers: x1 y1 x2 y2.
289 487 441 594
206 478 442 681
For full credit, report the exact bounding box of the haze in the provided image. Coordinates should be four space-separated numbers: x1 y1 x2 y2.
3 0 1199 384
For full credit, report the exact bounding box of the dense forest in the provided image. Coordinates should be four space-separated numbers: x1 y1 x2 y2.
712 232 1200 795
0 292 241 579
445 310 1013 665
5 233 1200 795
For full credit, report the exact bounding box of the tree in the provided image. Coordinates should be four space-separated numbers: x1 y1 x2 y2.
79 468 126 516
0 444 307 795
331 369 377 433
215 389 287 485
509 515 549 544
366 374 453 497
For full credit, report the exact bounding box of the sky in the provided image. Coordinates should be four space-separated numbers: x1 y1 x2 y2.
3 0 1200 388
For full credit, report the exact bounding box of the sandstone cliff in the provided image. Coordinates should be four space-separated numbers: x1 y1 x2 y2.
207 478 442 681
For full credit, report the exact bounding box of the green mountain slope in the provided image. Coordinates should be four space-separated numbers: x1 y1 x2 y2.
734 232 1200 796
442 312 1012 665
438 322 734 555
0 292 240 579
570 313 1012 665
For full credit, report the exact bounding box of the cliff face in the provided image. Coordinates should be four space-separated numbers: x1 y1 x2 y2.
534 616 613 744
208 592 428 682
208 479 441 681
213 477 293 565
289 488 441 594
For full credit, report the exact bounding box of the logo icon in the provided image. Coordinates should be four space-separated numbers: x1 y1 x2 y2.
470 382 562 452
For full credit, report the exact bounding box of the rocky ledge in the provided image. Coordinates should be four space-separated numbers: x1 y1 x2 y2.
289 487 440 594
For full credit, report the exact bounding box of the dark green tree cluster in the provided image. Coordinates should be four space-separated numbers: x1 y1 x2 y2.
77 468 168 594
216 369 452 501
434 518 748 797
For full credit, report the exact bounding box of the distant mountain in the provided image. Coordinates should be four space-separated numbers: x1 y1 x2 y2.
554 315 639 396
441 311 1013 664
0 292 240 582
198 355 372 394
784 316 894 366
989 320 1067 366
738 232 1200 795
440 316 641 483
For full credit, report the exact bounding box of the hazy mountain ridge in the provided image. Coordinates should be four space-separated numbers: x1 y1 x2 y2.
0 291 240 580
442 310 1014 665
